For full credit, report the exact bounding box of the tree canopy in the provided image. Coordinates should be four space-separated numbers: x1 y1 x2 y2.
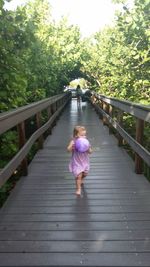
0 0 149 112
81 0 150 103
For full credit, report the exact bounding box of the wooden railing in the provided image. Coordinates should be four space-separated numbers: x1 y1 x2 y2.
90 93 150 174
0 93 71 188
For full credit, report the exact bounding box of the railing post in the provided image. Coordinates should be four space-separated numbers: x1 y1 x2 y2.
55 100 58 111
102 101 109 126
51 102 57 127
36 112 44 149
17 121 28 176
135 118 144 174
99 100 103 120
108 105 113 134
47 106 52 135
117 110 123 146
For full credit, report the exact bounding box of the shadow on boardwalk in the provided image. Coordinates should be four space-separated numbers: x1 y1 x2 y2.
0 99 150 266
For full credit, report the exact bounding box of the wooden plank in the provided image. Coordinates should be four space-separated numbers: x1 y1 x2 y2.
4 198 150 207
0 230 150 241
1 213 150 223
1 221 150 231
8 189 150 195
7 192 150 201
0 252 150 266
0 240 150 252
3 205 150 214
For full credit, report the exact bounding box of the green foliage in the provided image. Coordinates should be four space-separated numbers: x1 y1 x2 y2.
0 172 20 207
0 131 18 168
0 8 28 111
112 0 127 3
1 0 149 109
82 0 150 103
0 0 84 111
27 88 46 102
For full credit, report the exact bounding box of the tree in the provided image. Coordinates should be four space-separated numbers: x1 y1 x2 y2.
0 3 28 111
81 0 150 103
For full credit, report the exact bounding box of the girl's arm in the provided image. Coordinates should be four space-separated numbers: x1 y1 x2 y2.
67 140 75 152
88 146 93 154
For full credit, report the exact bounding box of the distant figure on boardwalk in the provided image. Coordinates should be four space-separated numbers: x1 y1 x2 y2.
67 126 92 196
76 85 82 105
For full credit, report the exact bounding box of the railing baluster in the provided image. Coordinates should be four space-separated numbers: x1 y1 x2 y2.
135 118 144 174
109 105 113 134
47 106 52 135
17 121 28 175
36 111 44 149
51 102 57 126
102 101 109 126
99 100 103 119
117 110 124 146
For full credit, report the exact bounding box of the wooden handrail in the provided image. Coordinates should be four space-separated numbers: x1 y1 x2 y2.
0 95 65 135
91 93 150 173
95 94 150 122
0 93 71 188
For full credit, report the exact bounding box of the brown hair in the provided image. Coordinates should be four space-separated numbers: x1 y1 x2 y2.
73 126 86 137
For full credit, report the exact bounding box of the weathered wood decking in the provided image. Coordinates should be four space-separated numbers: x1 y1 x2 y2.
0 99 150 266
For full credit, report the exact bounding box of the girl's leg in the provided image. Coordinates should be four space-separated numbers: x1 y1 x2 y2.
81 172 87 185
76 173 82 195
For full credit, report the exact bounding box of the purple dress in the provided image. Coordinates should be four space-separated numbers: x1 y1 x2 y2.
69 149 90 177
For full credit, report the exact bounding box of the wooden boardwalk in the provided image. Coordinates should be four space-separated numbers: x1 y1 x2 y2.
0 99 150 266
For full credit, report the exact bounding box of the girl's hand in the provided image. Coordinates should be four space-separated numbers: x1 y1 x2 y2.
67 140 75 152
88 147 93 154
72 142 75 150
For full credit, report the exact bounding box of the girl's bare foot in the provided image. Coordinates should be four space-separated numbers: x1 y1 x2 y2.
76 189 81 196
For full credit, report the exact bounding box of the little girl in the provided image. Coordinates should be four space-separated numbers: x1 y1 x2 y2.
67 126 92 196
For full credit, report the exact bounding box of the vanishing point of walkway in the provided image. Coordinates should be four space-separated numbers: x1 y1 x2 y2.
0 99 150 266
